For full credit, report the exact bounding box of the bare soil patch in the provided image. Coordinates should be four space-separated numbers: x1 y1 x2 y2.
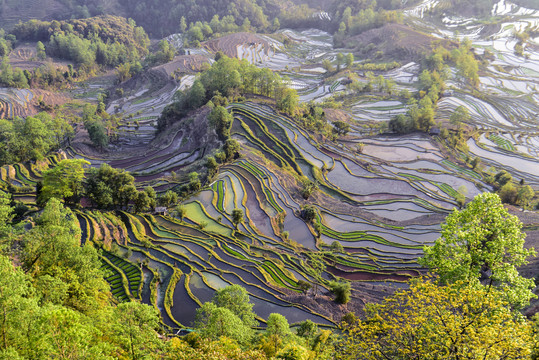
348 24 455 62
203 32 272 58
152 55 210 77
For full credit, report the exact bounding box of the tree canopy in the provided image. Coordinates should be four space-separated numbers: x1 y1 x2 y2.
420 192 536 307
337 278 533 360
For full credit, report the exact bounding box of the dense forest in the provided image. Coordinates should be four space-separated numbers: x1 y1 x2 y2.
12 15 149 67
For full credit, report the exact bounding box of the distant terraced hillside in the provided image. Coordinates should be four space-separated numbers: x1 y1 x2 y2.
348 23 455 62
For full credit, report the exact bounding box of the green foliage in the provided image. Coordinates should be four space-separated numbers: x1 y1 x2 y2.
85 164 137 209
296 320 318 340
450 105 470 125
224 139 241 162
208 106 233 141
516 185 535 208
266 313 292 355
494 170 512 188
173 204 187 222
276 88 299 116
39 159 89 206
36 41 46 60
13 15 149 67
195 302 254 344
300 178 318 200
420 192 536 308
206 156 218 179
231 208 244 230
0 113 73 166
301 205 317 222
133 190 151 213
212 284 257 327
159 190 179 208
112 302 163 359
159 55 282 131
332 121 350 136
22 199 109 313
328 281 351 304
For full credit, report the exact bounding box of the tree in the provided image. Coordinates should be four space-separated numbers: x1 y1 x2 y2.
419 192 536 308
206 156 218 178
296 320 318 340
159 190 178 207
301 205 317 222
332 121 350 136
113 302 163 359
188 172 201 192
450 105 470 125
0 254 37 352
195 302 253 344
272 18 280 31
276 88 299 115
266 313 291 355
179 16 187 32
494 170 512 188
498 182 517 204
22 198 108 313
294 281 310 296
208 106 232 141
337 278 533 360
85 120 108 149
174 205 187 222
516 185 534 208
470 156 481 170
346 53 354 68
212 284 257 327
328 281 351 304
133 190 151 213
187 80 207 109
223 139 240 162
86 164 137 209
336 53 344 71
322 59 333 72
144 186 157 209
330 241 344 253
39 159 89 206
309 254 325 296
300 178 318 200
36 41 46 60
0 191 13 241
231 208 244 230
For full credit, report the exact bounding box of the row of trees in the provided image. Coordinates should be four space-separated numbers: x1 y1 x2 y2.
183 14 278 47
193 284 335 359
37 160 182 212
0 57 77 89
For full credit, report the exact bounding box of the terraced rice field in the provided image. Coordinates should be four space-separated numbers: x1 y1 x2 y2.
7 3 538 329
56 99 498 328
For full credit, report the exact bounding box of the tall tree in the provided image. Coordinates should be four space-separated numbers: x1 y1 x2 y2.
194 302 253 344
212 284 257 327
266 313 291 355
419 192 536 308
113 302 163 359
39 159 89 206
231 208 244 230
